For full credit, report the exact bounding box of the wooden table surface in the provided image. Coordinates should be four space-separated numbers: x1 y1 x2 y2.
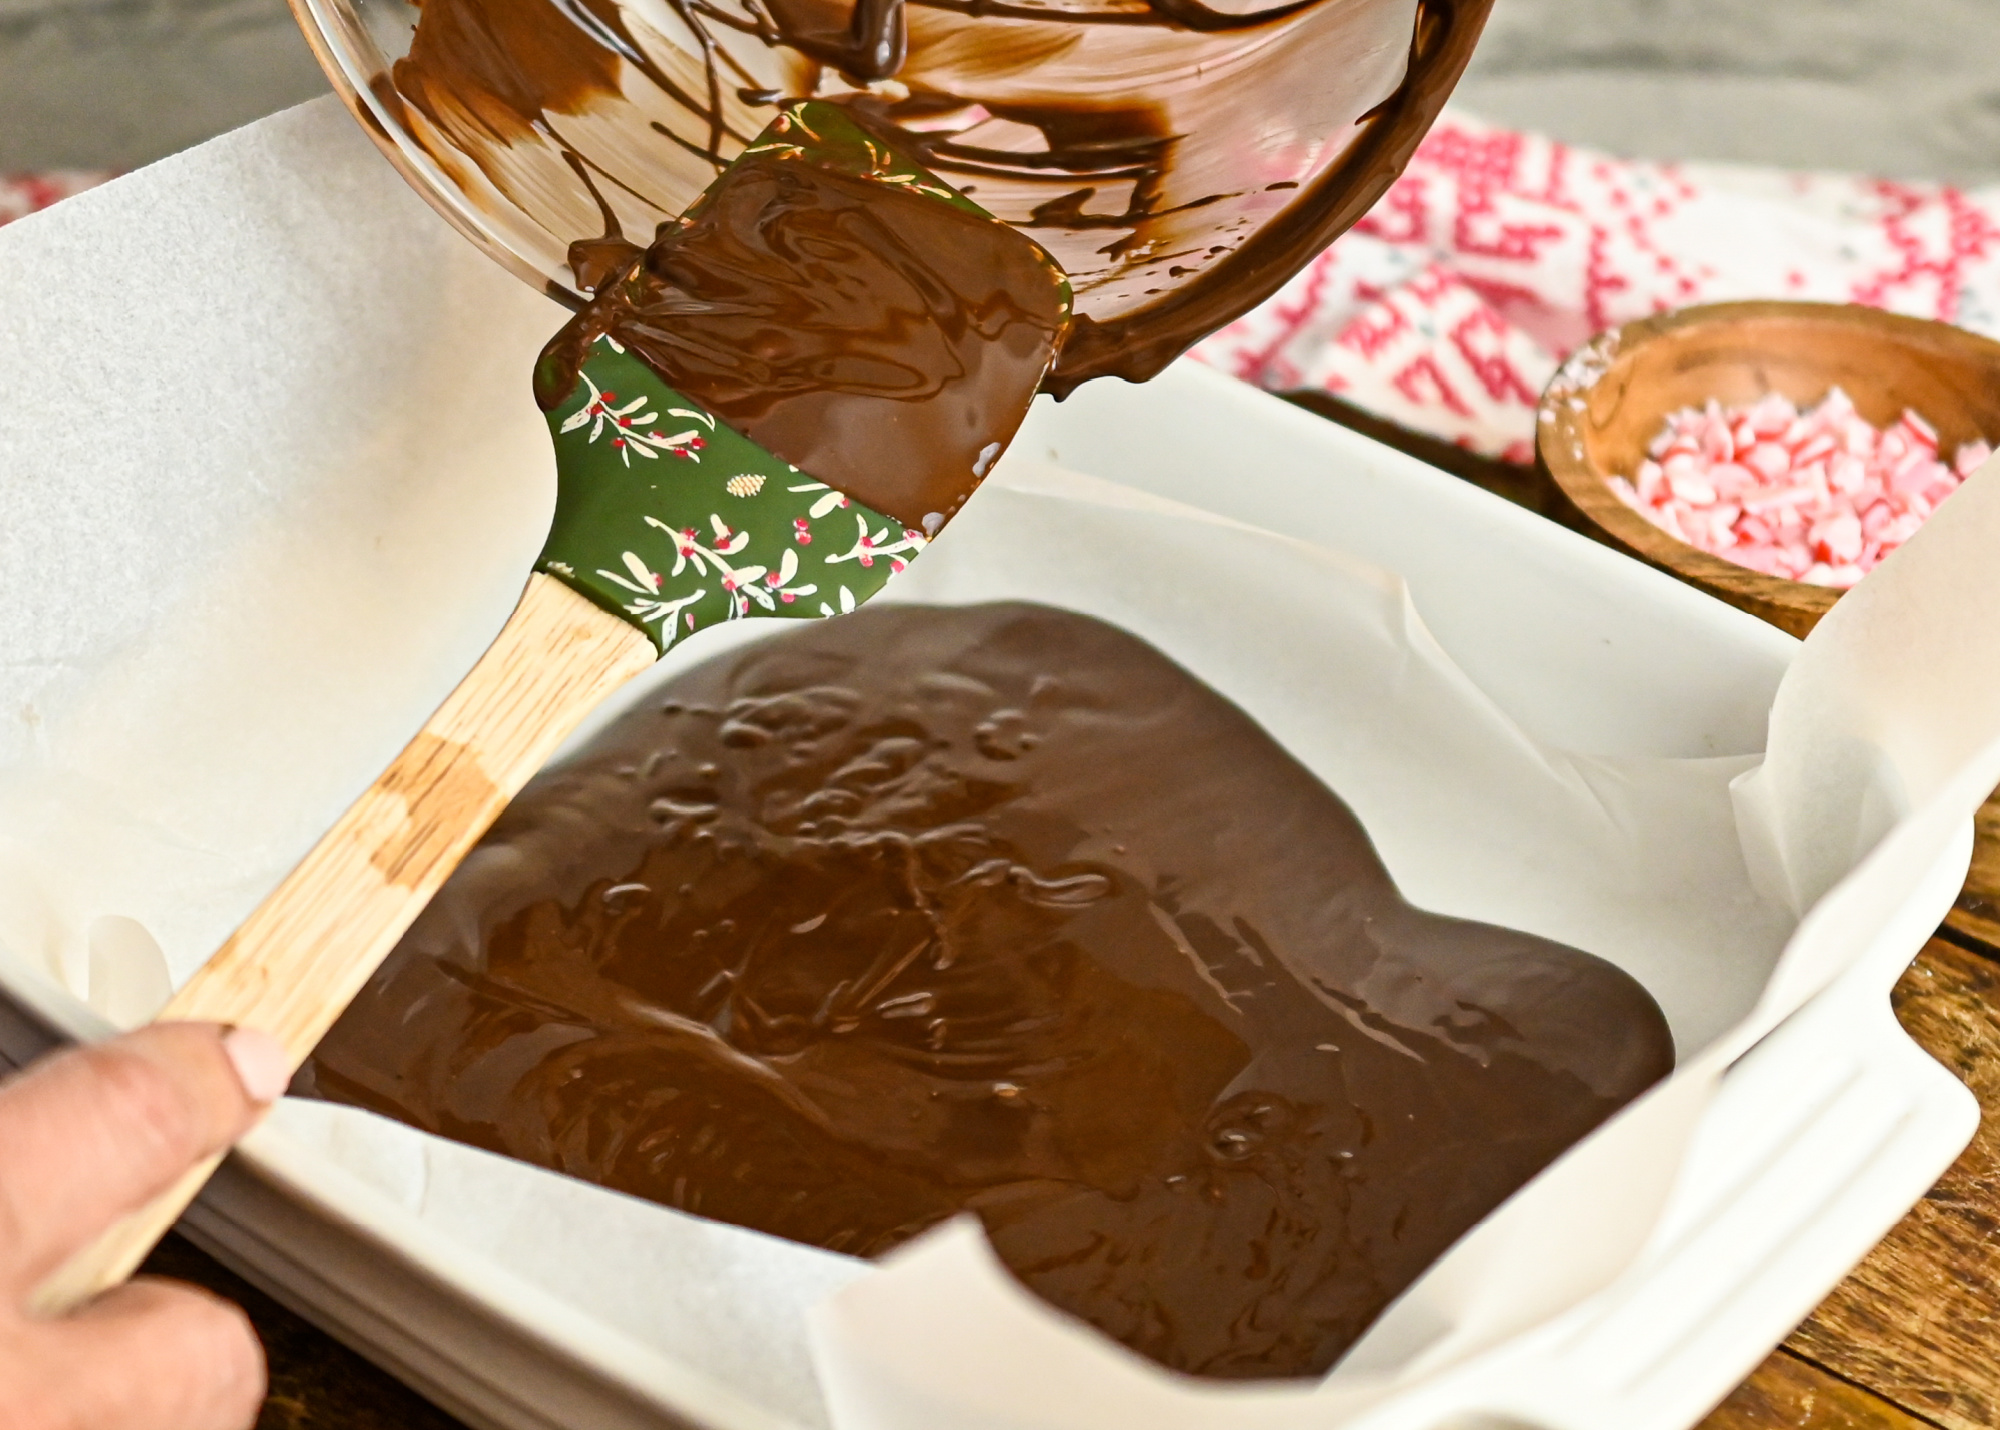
148 442 2000 1429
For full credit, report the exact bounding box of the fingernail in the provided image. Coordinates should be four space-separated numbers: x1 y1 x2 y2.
221 1027 292 1104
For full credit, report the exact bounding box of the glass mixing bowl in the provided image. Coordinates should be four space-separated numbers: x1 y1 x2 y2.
287 0 1490 388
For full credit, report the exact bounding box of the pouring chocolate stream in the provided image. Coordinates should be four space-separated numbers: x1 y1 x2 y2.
29 102 1067 1312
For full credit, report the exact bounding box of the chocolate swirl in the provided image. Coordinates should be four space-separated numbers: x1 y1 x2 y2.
360 0 1490 389
533 128 1070 528
304 603 1673 1379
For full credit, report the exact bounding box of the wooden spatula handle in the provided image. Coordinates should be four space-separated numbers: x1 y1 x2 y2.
29 573 656 1315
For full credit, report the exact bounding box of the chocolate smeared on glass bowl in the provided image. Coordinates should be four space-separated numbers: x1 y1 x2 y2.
293 0 1493 390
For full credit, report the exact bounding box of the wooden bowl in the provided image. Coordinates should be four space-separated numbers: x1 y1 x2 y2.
1538 301 2000 637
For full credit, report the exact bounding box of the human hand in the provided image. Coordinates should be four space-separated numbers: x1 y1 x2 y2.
0 1022 290 1430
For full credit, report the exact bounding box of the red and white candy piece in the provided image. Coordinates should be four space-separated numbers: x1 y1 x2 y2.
1610 388 1994 589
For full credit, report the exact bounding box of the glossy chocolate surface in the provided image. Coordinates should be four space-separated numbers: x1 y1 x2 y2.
304 602 1673 1379
371 0 1491 390
533 144 1069 528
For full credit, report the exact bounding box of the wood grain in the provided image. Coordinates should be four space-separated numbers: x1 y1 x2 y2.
1780 937 2000 1430
1537 301 2000 639
1699 1349 1937 1430
1944 786 2000 952
28 573 656 1316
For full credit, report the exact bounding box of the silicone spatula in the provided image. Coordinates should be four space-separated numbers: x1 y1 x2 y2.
31 100 1070 1314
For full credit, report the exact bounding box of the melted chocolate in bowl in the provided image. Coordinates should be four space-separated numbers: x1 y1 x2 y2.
304 602 1675 1379
303 0 1493 387
534 143 1071 527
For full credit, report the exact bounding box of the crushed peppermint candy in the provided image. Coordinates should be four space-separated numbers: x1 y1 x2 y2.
1609 389 1994 589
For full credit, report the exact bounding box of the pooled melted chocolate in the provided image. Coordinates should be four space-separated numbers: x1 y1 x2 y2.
303 603 1672 1379
533 145 1069 529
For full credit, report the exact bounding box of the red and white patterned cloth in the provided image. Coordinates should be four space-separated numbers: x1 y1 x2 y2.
12 121 2000 471
0 171 114 228
1192 110 2000 464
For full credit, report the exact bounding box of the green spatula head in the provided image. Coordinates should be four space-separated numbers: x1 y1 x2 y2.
532 102 1072 652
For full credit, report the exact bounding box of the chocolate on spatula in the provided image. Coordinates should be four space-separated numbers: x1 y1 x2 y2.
29 104 1068 1312
305 602 1675 1380
534 102 1070 650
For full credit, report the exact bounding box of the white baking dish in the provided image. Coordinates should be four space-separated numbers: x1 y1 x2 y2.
0 98 1980 1430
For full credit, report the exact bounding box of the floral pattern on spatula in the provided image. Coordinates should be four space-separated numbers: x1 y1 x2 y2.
536 339 925 652
556 371 713 463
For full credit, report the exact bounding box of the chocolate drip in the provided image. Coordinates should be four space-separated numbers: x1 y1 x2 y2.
377 0 1491 390
1045 0 1492 393
763 0 906 79
535 144 1069 528
559 149 647 292
304 603 1674 1380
